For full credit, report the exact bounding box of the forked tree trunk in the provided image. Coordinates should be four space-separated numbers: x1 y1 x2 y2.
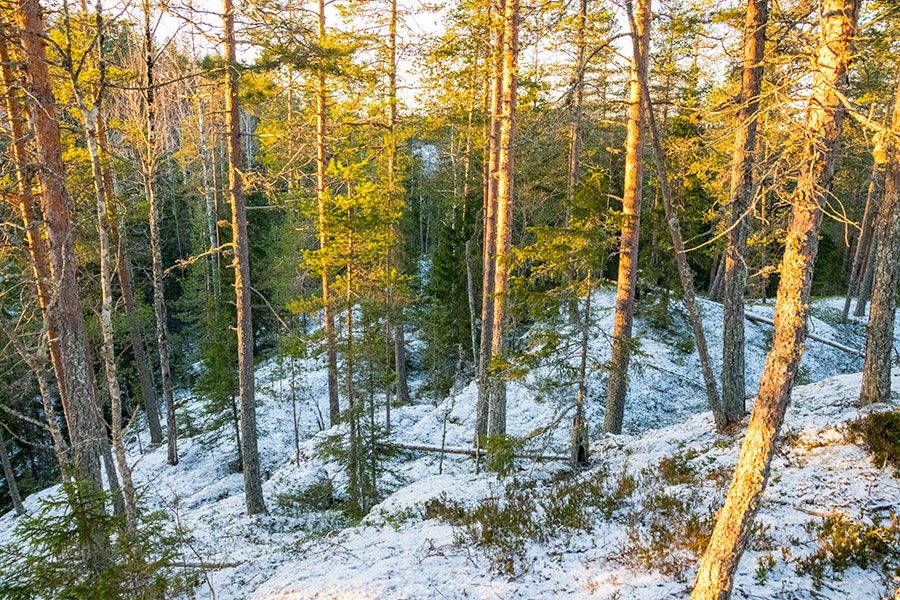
316 0 340 426
0 430 24 516
859 75 900 406
604 0 649 435
487 0 519 438
143 2 178 465
721 0 768 424
691 2 859 597
224 0 266 515
475 0 503 444
16 0 104 488
842 158 881 322
197 97 221 303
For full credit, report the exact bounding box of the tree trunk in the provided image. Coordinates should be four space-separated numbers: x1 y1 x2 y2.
95 116 162 445
15 0 104 488
72 2 139 535
224 0 266 515
859 75 900 406
198 97 221 303
316 0 340 427
143 2 178 465
691 2 859 597
842 158 881 322
721 0 768 424
631 16 723 429
475 0 502 444
487 0 519 438
466 239 479 366
604 0 650 435
854 221 879 317
572 274 591 467
0 430 24 516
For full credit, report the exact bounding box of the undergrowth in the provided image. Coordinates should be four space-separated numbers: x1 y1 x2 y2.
849 410 900 471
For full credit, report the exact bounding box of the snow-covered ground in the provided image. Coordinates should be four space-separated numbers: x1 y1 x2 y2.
1 295 897 599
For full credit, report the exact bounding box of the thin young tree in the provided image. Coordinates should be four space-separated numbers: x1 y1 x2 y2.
720 0 768 424
316 0 340 426
691 1 860 597
142 1 178 465
224 0 266 515
859 73 900 406
604 0 650 435
0 429 24 516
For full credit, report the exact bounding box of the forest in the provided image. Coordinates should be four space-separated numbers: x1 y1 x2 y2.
0 0 898 597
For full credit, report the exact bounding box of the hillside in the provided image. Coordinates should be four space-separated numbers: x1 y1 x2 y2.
1 295 897 599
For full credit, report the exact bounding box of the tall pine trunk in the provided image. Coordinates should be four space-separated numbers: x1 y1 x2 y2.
487 0 518 438
859 74 900 406
721 0 768 424
604 0 649 435
691 2 859 597
224 0 266 515
16 0 104 488
475 0 502 444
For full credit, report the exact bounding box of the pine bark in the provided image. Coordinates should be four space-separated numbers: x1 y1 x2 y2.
721 0 768 424
475 0 503 444
16 0 104 487
691 2 859 597
225 0 266 515
487 0 518 438
316 0 340 426
604 0 649 435
859 75 900 406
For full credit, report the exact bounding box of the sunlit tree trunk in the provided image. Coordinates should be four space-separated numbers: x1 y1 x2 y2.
487 0 518 437
224 0 266 515
16 0 104 487
604 0 649 435
721 0 768 424
859 75 900 406
475 0 502 444
691 2 859 597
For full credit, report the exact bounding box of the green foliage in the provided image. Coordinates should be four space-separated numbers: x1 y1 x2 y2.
483 434 525 476
796 513 900 589
0 481 196 600
849 411 900 470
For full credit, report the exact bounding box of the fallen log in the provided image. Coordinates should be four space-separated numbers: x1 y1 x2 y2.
744 311 863 356
389 443 568 462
